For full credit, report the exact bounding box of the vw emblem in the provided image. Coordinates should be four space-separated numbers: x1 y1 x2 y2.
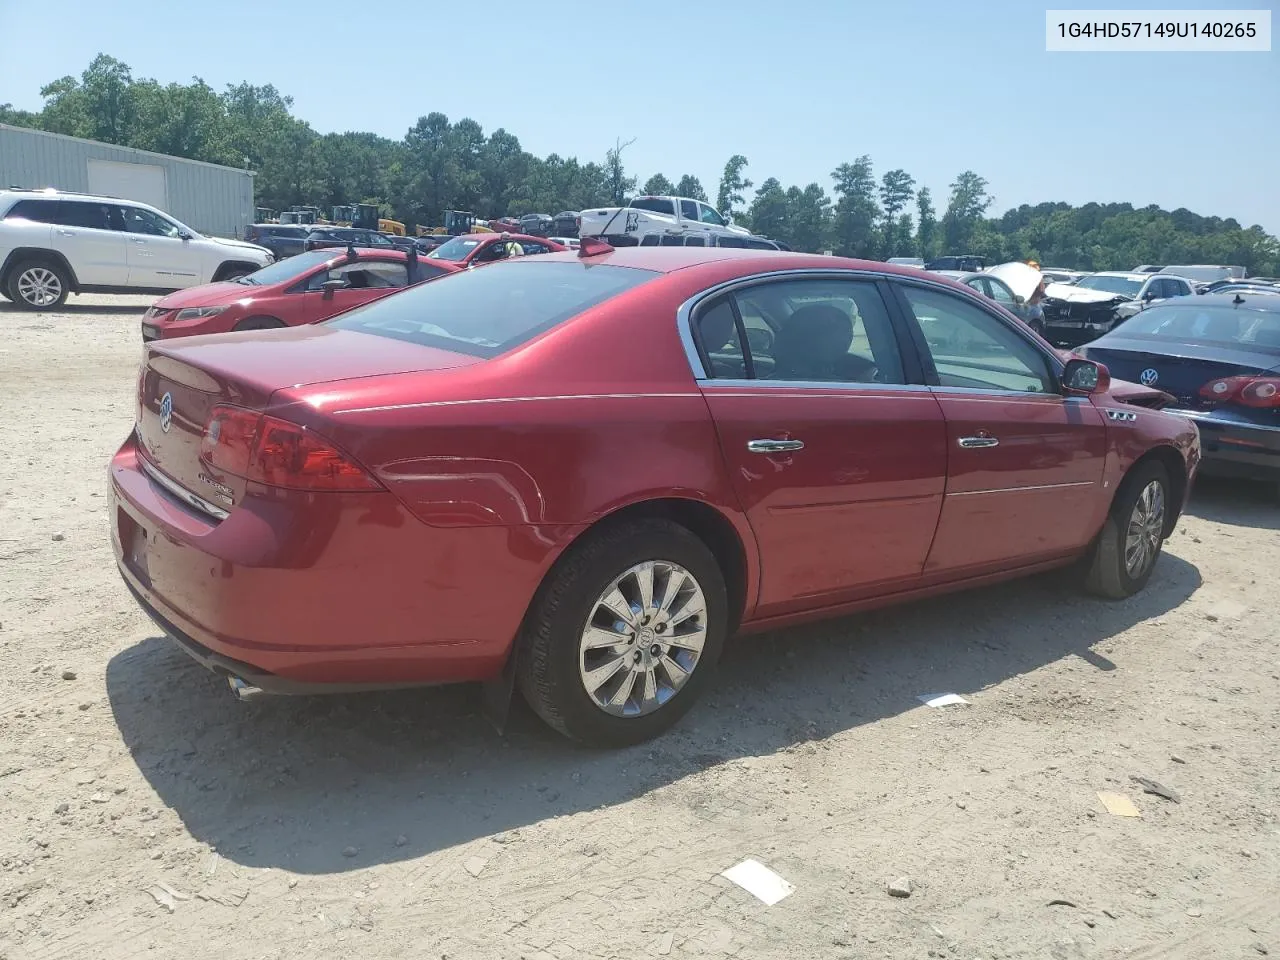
158 392 173 433
1139 368 1159 386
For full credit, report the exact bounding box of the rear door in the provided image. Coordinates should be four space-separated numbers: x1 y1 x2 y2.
691 274 947 617
49 200 128 286
891 280 1108 575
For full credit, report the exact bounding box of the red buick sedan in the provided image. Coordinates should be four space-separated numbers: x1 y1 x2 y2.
110 245 1200 746
140 248 460 341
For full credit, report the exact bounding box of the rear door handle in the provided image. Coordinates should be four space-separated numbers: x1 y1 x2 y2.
747 439 804 453
958 436 999 449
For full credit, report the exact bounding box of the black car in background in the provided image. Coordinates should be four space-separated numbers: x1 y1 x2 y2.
518 213 554 237
243 224 308 259
552 210 580 237
302 227 400 252
1079 293 1280 490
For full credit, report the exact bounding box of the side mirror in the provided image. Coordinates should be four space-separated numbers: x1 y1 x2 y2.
178 231 192 241
1061 358 1110 396
1142 290 1157 301
320 278 346 300
1013 294 1026 305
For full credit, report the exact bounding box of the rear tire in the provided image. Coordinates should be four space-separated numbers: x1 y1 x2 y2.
233 316 285 332
516 519 728 747
1083 460 1171 599
6 258 70 310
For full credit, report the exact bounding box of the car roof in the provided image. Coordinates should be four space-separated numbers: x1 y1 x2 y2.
1090 271 1147 279
526 245 942 279
0 187 159 210
1147 292 1280 311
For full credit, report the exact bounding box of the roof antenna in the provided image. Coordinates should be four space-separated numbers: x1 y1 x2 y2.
1233 293 1245 305
345 244 359 261
578 236 614 258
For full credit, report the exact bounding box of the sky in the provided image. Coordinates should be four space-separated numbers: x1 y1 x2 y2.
1 0 1277 232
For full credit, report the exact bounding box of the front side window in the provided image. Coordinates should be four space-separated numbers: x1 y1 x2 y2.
306 259 409 291
698 204 726 226
985 278 1017 307
327 260 658 358
899 284 1054 393
121 206 181 238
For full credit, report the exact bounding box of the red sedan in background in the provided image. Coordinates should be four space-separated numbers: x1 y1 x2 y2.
140 248 460 341
425 232 565 267
111 246 1199 747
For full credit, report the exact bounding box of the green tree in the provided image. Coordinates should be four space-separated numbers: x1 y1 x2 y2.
879 168 916 258
915 187 938 259
786 183 834 253
641 173 675 196
674 174 708 202
716 155 752 221
747 178 789 241
603 137 637 205
941 170 991 252
831 156 880 258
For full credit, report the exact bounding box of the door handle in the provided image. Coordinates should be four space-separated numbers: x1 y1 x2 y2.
747 439 804 453
957 436 999 449
132 239 148 245
57 229 76 236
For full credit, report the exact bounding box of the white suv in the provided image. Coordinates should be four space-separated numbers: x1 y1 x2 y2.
0 189 273 310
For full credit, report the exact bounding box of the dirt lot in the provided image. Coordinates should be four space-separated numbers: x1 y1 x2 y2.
1 295 1277 960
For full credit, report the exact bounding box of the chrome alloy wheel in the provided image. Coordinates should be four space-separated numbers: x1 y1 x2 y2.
17 267 63 307
1124 479 1166 578
578 560 707 718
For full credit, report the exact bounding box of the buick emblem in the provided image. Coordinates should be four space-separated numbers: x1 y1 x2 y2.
1139 368 1159 386
159 392 173 433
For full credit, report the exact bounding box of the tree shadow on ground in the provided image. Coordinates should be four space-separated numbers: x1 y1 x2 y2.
106 550 1203 875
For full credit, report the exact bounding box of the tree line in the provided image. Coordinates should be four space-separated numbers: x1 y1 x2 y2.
3 55 1277 274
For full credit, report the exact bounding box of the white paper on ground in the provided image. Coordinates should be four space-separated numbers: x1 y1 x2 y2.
918 693 970 707
720 859 795 905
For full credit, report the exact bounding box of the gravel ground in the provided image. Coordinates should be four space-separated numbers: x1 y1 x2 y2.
1 295 1277 960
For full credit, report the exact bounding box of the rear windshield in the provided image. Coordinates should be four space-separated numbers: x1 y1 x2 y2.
235 250 335 285
327 261 658 358
1119 303 1280 352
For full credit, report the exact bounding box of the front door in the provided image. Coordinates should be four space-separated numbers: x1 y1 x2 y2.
893 282 1108 575
298 258 411 320
119 205 202 288
692 276 948 618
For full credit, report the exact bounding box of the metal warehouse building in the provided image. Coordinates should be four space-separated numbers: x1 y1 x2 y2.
0 124 254 239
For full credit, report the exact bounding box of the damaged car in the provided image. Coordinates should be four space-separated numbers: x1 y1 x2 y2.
1039 272 1193 347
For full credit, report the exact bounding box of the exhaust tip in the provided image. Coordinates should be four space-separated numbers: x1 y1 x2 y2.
227 676 264 701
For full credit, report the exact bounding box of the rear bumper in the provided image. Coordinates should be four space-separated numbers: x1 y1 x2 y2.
109 435 558 689
1170 410 1280 482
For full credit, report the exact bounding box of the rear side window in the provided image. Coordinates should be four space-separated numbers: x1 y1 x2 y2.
4 199 59 223
327 261 658 358
59 200 115 230
631 197 676 215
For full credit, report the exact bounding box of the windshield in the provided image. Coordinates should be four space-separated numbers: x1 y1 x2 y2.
1076 275 1143 297
427 237 483 261
234 250 334 285
1118 302 1280 352
1160 265 1230 282
327 261 658 358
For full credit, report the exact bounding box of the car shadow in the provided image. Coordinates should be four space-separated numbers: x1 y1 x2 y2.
1186 475 1279 530
0 302 147 316
106 555 1201 875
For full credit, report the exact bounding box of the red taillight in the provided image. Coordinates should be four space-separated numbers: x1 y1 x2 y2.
200 406 381 491
1198 376 1280 408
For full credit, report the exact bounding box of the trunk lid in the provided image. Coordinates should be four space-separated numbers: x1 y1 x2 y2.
1085 336 1278 410
136 324 480 509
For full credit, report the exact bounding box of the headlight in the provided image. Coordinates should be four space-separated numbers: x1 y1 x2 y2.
175 305 230 321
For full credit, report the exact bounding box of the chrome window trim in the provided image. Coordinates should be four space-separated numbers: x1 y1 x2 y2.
698 377 931 395
141 459 230 521
1168 408 1280 434
675 267 1066 387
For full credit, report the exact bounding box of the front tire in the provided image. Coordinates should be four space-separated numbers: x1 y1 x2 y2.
6 259 70 310
516 519 728 747
1084 460 1171 599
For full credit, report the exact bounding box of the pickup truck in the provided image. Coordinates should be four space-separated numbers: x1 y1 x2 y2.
579 195 754 247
